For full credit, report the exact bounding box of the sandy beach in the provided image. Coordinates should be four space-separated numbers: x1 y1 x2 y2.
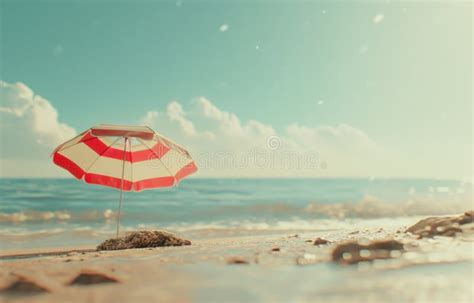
1 213 473 303
1 0 472 301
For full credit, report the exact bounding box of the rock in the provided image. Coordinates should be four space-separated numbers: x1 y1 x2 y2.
69 270 119 285
1 276 49 294
271 247 280 252
332 239 404 265
227 256 249 264
97 230 191 251
313 237 330 245
405 211 474 238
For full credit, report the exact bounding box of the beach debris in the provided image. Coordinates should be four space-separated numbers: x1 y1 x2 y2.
227 256 249 265
332 239 404 265
304 239 313 243
406 211 474 238
271 247 280 252
254 252 260 264
348 231 359 235
97 230 191 251
288 234 299 238
69 270 119 285
303 253 316 260
313 237 330 245
296 253 321 265
1 276 50 294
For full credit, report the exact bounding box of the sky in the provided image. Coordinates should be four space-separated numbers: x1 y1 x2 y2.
0 0 472 180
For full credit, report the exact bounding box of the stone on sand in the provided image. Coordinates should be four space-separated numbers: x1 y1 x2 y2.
332 239 404 265
227 256 249 264
97 230 191 251
405 211 474 238
313 237 330 245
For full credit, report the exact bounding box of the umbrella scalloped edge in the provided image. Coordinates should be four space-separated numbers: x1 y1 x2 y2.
53 152 197 192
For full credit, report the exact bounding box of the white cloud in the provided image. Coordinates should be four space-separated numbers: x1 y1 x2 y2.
219 24 229 32
373 14 384 24
0 82 385 178
0 81 76 176
1 82 467 179
141 97 383 177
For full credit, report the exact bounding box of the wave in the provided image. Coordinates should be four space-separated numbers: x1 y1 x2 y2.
305 194 472 218
0 209 116 223
0 193 471 224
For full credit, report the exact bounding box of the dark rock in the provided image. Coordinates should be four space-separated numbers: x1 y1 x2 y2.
1 276 49 294
406 211 474 238
332 239 404 265
227 256 249 264
313 238 330 245
97 230 191 251
69 270 119 285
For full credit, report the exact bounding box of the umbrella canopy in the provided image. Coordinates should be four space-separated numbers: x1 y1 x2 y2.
52 124 197 191
51 124 197 236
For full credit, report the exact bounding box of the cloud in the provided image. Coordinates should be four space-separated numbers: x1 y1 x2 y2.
0 81 384 178
0 81 76 176
219 24 229 32
373 14 384 24
141 97 382 177
286 123 376 151
165 101 197 136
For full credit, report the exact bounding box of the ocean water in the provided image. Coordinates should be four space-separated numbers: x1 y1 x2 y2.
0 178 471 250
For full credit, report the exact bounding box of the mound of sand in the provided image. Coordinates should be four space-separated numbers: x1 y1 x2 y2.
97 230 191 251
406 211 474 238
1 276 50 294
69 270 119 285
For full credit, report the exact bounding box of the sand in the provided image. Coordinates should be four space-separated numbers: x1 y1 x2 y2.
1 213 473 302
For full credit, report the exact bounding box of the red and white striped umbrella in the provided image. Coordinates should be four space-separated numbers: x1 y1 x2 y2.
51 124 197 236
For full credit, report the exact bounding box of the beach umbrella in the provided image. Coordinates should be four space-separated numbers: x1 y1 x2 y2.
51 124 197 237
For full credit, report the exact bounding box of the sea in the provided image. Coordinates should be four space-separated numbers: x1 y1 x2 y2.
0 178 472 251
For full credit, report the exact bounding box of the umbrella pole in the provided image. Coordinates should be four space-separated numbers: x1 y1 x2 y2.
116 137 128 238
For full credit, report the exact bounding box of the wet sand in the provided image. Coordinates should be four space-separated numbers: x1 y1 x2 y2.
1 215 473 302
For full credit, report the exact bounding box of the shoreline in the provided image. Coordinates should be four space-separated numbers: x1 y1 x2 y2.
0 247 97 261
